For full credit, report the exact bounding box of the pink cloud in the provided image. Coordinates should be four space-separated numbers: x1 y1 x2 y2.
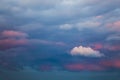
0 30 28 50
0 30 66 50
114 21 120 27
1 30 28 38
92 43 120 51
64 64 85 71
86 64 104 71
0 38 66 50
108 45 120 51
0 39 27 45
106 21 120 32
92 43 103 50
105 45 120 51
28 39 66 46
100 59 120 69
64 63 103 71
64 59 120 71
0 39 28 50
95 15 103 19
114 60 120 68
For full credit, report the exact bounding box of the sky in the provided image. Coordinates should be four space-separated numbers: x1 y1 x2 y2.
0 0 120 80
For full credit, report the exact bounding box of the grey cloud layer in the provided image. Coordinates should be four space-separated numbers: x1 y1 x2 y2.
1 0 120 24
0 0 120 72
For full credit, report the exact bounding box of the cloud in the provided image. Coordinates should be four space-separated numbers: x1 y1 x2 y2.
64 63 104 71
100 59 120 69
92 43 103 50
70 46 104 57
0 30 29 50
76 21 101 29
105 45 120 51
64 59 120 71
106 21 120 32
59 24 73 30
1 0 120 24
1 30 28 38
0 39 28 50
59 20 101 31
0 39 66 50
92 43 120 51
0 30 66 50
0 0 120 72
28 39 66 46
106 34 120 41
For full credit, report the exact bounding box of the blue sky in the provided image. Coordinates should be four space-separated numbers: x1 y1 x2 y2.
0 0 120 80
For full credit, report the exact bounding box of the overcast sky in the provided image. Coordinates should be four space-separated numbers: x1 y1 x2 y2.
0 0 120 80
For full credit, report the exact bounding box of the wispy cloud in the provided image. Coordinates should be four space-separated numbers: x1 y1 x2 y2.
1 30 28 38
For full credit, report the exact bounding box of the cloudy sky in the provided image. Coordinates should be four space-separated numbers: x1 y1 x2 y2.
0 0 120 80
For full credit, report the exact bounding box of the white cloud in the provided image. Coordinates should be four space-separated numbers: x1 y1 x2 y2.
59 21 101 30
106 34 120 41
70 46 104 57
59 24 73 30
76 21 101 29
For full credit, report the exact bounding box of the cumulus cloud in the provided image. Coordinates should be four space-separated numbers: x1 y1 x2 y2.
70 46 104 57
